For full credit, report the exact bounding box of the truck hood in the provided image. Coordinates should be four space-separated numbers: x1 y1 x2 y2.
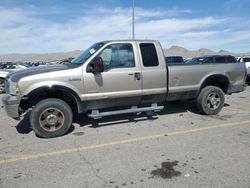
7 64 74 82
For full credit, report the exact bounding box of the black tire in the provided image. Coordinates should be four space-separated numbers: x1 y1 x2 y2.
197 86 225 115
30 98 73 138
0 78 5 94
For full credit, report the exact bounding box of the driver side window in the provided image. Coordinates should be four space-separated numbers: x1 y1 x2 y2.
98 43 135 71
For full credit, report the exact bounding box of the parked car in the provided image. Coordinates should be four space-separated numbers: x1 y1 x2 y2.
0 70 11 93
165 56 184 64
186 55 237 64
184 58 191 63
247 67 250 83
186 57 205 64
57 57 75 64
237 57 250 83
2 40 246 138
0 62 28 93
0 63 28 70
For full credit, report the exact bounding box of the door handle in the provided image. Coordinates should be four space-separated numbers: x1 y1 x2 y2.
134 72 140 80
128 72 140 80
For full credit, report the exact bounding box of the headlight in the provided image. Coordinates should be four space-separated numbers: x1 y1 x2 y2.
8 80 20 95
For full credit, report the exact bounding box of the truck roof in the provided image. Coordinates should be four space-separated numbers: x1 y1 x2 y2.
100 39 160 43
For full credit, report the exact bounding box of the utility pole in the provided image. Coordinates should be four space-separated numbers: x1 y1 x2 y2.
132 0 135 40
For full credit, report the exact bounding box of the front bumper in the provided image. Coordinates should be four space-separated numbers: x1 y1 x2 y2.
2 94 20 118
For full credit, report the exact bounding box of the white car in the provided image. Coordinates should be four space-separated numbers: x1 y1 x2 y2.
0 63 28 93
0 70 11 93
237 57 250 83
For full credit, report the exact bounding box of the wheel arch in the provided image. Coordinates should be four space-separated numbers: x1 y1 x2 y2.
20 85 83 113
199 74 230 94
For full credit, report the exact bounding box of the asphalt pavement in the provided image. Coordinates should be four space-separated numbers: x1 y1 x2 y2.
0 87 250 188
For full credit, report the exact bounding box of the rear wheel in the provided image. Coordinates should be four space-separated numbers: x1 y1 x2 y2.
30 98 73 138
197 86 225 115
0 78 5 93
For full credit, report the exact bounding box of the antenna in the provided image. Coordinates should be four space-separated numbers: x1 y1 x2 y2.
132 0 135 40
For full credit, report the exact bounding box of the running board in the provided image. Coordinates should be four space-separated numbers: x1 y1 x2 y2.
88 103 164 119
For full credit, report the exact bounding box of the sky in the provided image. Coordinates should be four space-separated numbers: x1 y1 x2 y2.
0 0 250 54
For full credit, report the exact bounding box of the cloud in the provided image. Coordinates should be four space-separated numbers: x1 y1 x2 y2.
85 6 191 18
0 5 250 54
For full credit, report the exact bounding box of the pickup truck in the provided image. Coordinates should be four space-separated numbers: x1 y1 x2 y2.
2 40 247 138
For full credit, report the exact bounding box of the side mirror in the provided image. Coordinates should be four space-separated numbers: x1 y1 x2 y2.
88 57 104 73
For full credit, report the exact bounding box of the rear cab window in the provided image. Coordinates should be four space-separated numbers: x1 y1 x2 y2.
140 43 159 67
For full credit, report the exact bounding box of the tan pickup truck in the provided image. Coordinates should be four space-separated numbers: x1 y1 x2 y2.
2 40 247 138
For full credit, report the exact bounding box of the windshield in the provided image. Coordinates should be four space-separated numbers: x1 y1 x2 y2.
71 42 105 64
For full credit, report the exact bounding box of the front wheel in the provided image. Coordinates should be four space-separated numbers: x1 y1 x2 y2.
197 86 225 115
30 98 73 138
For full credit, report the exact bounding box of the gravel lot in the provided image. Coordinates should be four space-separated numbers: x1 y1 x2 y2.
0 87 250 188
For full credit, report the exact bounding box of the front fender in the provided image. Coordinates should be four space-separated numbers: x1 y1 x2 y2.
22 80 82 97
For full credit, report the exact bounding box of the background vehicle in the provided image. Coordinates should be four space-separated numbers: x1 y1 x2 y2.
165 56 184 64
57 57 74 64
186 57 204 64
0 70 11 93
19 61 52 67
247 68 250 83
0 62 28 70
2 40 246 138
238 57 250 83
0 62 28 93
186 55 237 64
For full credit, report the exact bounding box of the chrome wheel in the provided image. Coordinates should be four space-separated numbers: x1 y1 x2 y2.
206 92 221 110
39 108 65 132
30 98 73 138
197 86 225 115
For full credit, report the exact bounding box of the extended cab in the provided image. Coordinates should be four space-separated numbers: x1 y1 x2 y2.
2 40 247 138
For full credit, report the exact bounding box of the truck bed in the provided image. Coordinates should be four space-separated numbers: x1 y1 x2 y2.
166 62 246 101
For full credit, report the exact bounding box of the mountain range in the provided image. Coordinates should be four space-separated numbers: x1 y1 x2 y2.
0 46 250 62
163 46 250 59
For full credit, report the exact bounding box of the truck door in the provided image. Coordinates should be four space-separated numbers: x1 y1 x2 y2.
139 43 167 103
83 43 142 109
